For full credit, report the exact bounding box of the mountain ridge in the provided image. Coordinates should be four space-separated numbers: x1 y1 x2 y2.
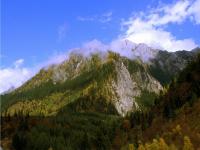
1 45 199 117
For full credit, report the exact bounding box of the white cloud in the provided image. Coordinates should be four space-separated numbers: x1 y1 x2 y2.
14 59 24 68
109 39 136 58
0 59 34 94
71 39 156 61
82 39 108 53
0 53 69 94
148 0 191 25
121 0 200 51
41 51 68 68
77 11 113 23
188 0 200 24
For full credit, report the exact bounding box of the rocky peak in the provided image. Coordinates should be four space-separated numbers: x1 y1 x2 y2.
132 43 158 62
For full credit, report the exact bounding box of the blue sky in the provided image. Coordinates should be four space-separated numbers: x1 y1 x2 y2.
1 0 200 93
1 0 152 67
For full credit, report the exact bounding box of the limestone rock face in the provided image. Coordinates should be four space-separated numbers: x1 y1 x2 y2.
109 59 163 116
112 61 140 116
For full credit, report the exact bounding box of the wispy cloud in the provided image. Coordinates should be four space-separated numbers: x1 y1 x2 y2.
14 59 24 68
57 23 68 41
77 16 95 21
121 0 200 51
99 11 113 23
188 0 200 24
40 51 68 68
0 59 34 93
77 11 113 23
0 52 68 94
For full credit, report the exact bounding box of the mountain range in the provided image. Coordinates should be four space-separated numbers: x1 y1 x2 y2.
1 41 199 117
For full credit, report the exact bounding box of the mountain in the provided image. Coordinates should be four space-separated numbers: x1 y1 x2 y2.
1 43 199 117
1 49 199 150
1 51 162 117
149 48 200 85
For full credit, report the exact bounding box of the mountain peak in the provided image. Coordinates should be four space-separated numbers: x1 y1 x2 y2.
132 43 158 62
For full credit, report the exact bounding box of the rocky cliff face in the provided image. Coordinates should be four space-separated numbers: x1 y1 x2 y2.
108 58 163 116
149 48 199 85
112 61 140 116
